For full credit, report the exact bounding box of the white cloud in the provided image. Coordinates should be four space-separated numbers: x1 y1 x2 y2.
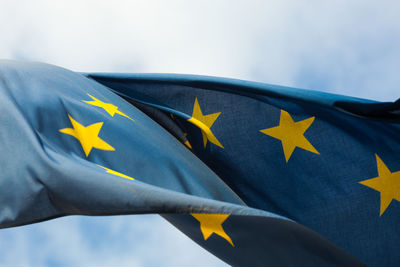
0 215 226 267
1 0 399 100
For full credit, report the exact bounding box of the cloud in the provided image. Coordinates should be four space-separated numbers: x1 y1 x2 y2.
1 0 399 100
0 215 226 267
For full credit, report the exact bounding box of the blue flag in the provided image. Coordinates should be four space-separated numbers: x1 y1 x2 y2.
1 60 399 266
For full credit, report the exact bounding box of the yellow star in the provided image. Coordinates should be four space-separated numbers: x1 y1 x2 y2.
59 114 115 157
191 213 234 246
359 154 400 216
98 165 134 180
83 94 133 121
260 109 319 162
184 140 192 149
187 98 223 148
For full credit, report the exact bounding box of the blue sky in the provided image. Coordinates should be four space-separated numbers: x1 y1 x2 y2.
0 1 399 266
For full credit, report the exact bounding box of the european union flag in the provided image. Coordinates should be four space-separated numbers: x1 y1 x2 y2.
1 60 399 266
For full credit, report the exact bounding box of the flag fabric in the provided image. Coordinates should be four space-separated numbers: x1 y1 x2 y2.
0 61 399 266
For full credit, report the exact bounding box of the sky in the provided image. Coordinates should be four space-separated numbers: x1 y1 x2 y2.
0 0 399 266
